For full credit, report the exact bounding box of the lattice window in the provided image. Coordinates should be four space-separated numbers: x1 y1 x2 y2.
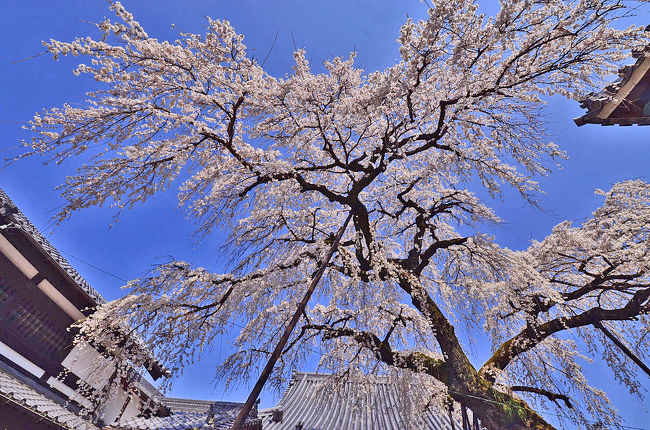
0 276 12 304
11 299 70 354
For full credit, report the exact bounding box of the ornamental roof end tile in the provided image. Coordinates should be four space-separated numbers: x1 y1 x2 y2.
575 32 650 127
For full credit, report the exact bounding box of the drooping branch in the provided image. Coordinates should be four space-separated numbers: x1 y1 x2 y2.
507 262 644 322
394 271 476 377
231 211 354 430
18 2 648 429
416 237 469 275
307 324 446 378
594 321 650 378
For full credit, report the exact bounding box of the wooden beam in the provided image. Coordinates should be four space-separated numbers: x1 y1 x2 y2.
594 320 650 378
596 56 650 120
230 211 353 430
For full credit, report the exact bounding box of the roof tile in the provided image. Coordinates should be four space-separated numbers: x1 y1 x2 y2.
0 366 98 430
259 372 459 430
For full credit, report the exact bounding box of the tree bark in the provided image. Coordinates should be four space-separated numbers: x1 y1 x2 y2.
396 274 556 430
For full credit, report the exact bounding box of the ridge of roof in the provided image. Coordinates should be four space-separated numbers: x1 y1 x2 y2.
162 397 245 413
0 187 106 305
116 399 260 430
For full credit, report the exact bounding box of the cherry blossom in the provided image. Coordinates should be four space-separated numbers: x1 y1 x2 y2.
18 1 648 428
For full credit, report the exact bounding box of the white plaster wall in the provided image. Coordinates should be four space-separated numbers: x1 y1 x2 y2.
119 396 142 422
102 386 129 425
61 342 115 391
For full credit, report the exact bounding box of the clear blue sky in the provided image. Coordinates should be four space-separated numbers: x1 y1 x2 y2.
0 1 648 428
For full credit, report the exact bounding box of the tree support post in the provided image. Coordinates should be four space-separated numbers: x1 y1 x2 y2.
594 320 650 378
230 211 353 430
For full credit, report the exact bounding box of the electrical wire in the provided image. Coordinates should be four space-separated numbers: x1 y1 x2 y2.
55 250 649 430
59 249 129 283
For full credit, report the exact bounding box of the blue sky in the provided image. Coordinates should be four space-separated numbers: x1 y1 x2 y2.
0 1 648 428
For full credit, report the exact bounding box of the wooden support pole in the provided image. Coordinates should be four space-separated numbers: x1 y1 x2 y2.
594 320 650 378
461 404 470 430
230 211 353 430
448 402 456 430
473 411 480 430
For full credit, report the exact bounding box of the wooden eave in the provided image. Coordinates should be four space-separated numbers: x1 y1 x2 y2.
575 32 650 127
0 188 168 382
0 188 106 307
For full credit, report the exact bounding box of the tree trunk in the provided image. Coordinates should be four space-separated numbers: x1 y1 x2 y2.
398 275 556 430
457 384 556 430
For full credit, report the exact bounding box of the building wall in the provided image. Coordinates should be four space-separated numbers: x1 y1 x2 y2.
0 252 74 377
0 191 163 428
61 343 115 392
0 403 62 430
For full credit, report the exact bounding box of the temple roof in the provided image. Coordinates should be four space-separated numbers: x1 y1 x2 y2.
0 361 98 430
259 372 458 430
114 398 260 430
575 29 650 126
115 411 236 430
0 187 170 381
0 187 106 305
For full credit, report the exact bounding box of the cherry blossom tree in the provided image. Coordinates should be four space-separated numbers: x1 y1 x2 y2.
17 1 649 428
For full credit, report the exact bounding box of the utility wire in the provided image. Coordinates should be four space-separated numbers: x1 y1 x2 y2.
59 249 129 283
51 238 650 430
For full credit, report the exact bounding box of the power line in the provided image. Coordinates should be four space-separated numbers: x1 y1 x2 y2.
54 248 649 429
59 249 129 283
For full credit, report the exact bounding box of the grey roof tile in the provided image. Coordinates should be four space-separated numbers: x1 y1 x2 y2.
117 411 212 429
260 372 459 430
115 400 260 430
0 366 98 430
0 187 106 305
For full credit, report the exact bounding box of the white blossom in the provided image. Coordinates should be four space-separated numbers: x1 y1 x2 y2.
17 1 649 428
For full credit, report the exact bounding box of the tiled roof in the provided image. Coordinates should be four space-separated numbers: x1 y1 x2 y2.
162 397 244 414
575 29 650 126
259 372 459 430
115 410 233 430
115 400 260 430
0 188 168 386
0 363 98 430
0 187 106 305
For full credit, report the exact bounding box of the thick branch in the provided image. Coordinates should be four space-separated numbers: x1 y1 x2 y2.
309 324 446 377
415 237 468 275
481 287 650 375
511 386 573 409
